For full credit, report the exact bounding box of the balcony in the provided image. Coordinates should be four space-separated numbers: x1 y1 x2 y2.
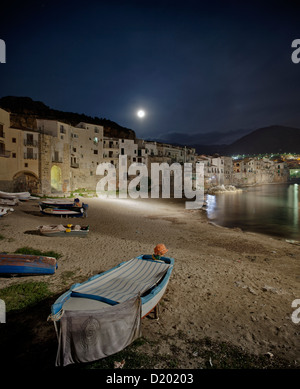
52 156 63 163
24 152 37 160
24 139 38 147
71 161 79 168
0 150 10 158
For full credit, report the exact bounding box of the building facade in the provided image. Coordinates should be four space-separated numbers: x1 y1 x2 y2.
0 107 290 196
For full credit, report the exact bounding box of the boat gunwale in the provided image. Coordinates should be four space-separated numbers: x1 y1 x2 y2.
51 255 174 316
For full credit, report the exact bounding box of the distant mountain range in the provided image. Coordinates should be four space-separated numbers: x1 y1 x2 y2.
155 125 300 155
1 96 300 155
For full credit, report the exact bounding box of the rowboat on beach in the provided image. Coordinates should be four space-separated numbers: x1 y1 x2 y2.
39 198 88 217
0 253 58 275
0 191 32 200
38 224 89 237
48 253 174 366
0 198 19 206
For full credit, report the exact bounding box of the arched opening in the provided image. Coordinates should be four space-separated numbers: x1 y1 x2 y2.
13 171 39 194
51 165 62 193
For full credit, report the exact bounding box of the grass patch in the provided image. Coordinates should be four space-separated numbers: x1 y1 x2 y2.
14 246 62 259
0 281 53 312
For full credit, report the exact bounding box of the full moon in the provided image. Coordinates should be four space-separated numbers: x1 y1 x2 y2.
137 109 145 118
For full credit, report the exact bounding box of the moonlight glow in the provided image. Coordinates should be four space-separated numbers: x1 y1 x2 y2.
137 109 145 118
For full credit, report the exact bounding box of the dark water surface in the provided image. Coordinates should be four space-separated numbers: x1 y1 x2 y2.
206 183 300 240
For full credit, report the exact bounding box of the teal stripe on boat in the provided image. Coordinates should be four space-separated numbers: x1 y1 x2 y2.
71 291 119 306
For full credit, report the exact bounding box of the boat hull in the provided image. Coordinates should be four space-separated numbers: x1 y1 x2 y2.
0 191 30 200
50 255 173 366
39 225 89 237
51 255 174 317
0 254 57 275
39 201 88 217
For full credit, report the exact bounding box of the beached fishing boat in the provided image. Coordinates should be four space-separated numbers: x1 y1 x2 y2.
0 191 31 200
38 224 89 237
39 198 88 217
49 254 174 366
0 198 19 206
0 253 57 275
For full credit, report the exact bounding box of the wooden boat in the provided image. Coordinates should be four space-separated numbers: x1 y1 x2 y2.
49 254 173 365
39 199 88 217
0 253 57 275
0 191 31 200
38 224 89 237
51 254 173 318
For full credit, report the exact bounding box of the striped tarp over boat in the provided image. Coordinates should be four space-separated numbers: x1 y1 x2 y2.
71 257 171 303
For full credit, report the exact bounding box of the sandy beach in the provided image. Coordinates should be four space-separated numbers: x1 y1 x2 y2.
0 196 299 368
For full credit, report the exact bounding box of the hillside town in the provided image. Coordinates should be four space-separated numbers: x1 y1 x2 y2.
0 107 293 196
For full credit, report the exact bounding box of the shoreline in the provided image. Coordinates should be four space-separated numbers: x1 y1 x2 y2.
0 197 299 368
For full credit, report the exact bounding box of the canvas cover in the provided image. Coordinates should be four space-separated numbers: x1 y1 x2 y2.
55 295 142 366
71 257 171 305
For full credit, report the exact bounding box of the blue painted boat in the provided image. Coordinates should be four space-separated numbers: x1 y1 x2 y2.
51 254 174 318
49 254 174 366
0 253 58 275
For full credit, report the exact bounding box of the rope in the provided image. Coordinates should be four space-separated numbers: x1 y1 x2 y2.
47 309 64 322
47 309 64 339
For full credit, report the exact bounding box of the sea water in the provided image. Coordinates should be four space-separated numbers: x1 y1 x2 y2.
206 183 300 240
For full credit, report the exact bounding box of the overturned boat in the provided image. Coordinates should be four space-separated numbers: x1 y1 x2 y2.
0 191 32 200
0 253 57 275
49 254 174 366
38 224 89 237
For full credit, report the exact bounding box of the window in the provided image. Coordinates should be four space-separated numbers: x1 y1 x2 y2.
121 148 124 155
12 137 16 143
25 163 28 167
12 153 16 158
94 150 98 155
0 124 4 137
27 148 33 159
26 133 33 145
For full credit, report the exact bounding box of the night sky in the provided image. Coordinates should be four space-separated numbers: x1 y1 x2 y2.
1 0 300 145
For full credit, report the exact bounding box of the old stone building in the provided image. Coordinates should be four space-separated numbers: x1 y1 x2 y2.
0 108 39 193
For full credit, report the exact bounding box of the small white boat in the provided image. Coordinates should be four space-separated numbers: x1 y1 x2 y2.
49 254 174 366
38 224 89 237
0 198 19 206
0 191 31 200
0 207 14 217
